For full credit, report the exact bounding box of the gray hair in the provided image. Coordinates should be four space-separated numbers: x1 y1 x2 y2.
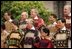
64 4 71 11
21 12 28 18
31 8 39 15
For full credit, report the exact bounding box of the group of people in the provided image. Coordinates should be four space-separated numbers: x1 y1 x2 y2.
1 4 71 48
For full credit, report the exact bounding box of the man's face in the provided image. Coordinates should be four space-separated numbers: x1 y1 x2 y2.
30 9 37 18
64 6 71 16
4 13 10 20
41 31 47 37
49 16 55 22
56 20 64 29
21 12 27 20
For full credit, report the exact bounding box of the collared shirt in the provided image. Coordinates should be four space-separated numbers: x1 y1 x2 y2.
68 13 71 17
48 21 57 27
34 16 38 20
8 19 13 22
66 13 71 24
31 26 35 30
25 19 28 22
61 26 66 30
52 22 57 27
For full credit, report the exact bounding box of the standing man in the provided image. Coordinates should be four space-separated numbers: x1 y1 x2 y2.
30 8 45 30
47 14 57 40
48 14 57 27
19 11 28 30
3 12 17 33
19 11 33 30
63 5 71 48
55 18 71 48
63 5 71 31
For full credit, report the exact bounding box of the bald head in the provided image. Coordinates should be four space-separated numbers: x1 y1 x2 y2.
64 5 71 16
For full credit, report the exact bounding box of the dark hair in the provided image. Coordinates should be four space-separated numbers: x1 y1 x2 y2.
4 11 11 16
57 18 66 23
42 28 50 36
50 14 57 19
4 11 14 19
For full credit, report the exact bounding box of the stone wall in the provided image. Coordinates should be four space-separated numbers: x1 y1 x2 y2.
43 1 71 18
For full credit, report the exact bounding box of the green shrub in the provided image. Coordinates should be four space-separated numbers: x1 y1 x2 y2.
1 1 51 25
